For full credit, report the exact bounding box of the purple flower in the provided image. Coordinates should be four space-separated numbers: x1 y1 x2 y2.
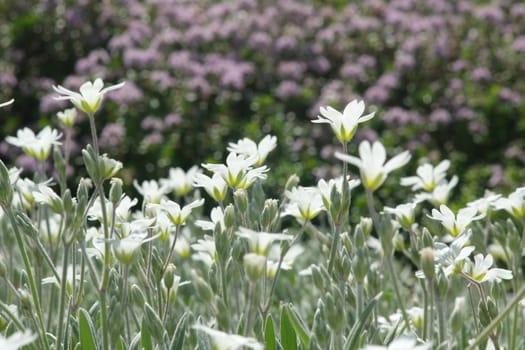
364 86 389 104
276 80 301 99
123 48 161 68
512 36 525 53
278 61 306 80
99 123 125 148
108 81 144 104
471 67 491 82
430 108 451 124
499 88 522 106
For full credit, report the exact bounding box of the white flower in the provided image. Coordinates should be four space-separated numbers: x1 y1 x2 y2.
0 98 14 108
463 253 513 283
361 335 430 350
401 160 450 191
202 152 268 189
193 173 228 202
494 187 525 218
193 325 263 350
0 330 37 350
312 99 375 143
112 227 157 265
53 78 125 114
236 227 293 256
150 198 204 225
160 166 201 197
227 135 277 166
195 206 225 231
192 236 217 267
467 192 501 216
384 202 417 228
56 108 78 127
267 244 304 278
281 186 324 222
33 183 64 213
317 177 360 210
414 176 458 206
434 230 475 276
336 140 411 192
428 204 484 237
133 179 171 204
6 126 62 160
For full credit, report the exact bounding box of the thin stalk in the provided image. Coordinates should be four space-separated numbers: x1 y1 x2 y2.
341 141 348 180
55 244 70 350
427 280 433 343
261 224 305 318
327 220 339 274
87 113 99 156
419 280 432 341
365 189 379 224
243 282 257 337
385 256 412 332
121 265 131 344
162 286 172 322
161 224 180 278
4 206 50 350
0 301 26 331
437 298 446 346
330 330 343 350
356 283 365 319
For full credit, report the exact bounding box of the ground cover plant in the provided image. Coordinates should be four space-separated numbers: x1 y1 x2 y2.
1 82 525 350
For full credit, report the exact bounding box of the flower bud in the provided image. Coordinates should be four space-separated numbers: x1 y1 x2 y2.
434 271 449 298
311 265 325 290
243 253 266 282
359 217 373 237
234 189 248 214
353 249 369 283
284 174 300 192
340 232 353 253
193 274 214 303
0 160 14 207
109 178 123 205
53 146 67 187
450 297 466 334
131 284 145 307
163 264 177 289
419 247 435 281
98 154 123 180
223 204 236 229
420 227 434 249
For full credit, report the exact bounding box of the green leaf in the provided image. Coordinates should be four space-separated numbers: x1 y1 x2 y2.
265 315 277 350
143 303 167 342
115 337 126 350
141 317 153 350
284 304 311 349
280 306 297 350
196 328 212 350
170 312 189 350
78 308 99 350
344 293 382 350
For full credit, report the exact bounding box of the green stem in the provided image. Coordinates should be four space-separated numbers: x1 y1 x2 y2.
466 282 525 350
4 206 50 350
330 330 343 350
365 189 379 225
88 113 99 156
121 265 131 344
161 224 180 278
0 301 26 331
55 244 70 350
420 280 428 341
385 256 412 332
356 283 364 318
243 282 257 337
99 292 109 350
327 221 339 274
437 298 446 346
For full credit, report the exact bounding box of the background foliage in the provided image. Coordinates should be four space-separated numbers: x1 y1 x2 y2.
1 0 525 201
